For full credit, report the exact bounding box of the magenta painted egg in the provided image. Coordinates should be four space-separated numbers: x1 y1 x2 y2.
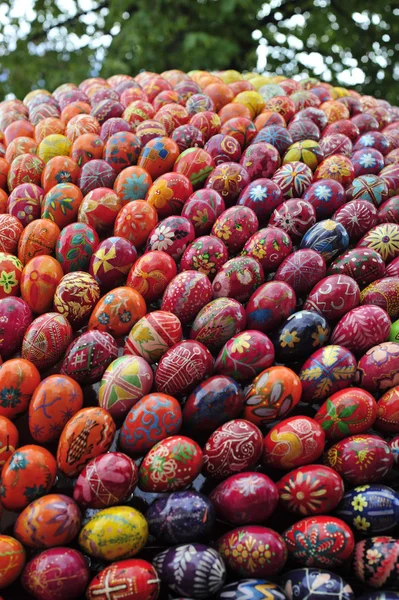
245 281 296 333
378 195 399 223
22 312 73 370
320 133 353 157
302 179 346 219
375 386 399 433
303 274 360 321
202 419 263 479
299 345 357 403
263 416 325 470
360 277 399 320
190 297 247 353
353 536 399 589
0 214 23 254
331 305 391 355
283 516 355 568
386 256 399 277
204 133 242 165
180 235 228 279
354 341 399 393
241 226 292 272
357 223 399 263
0 297 32 358
333 200 378 242
205 161 250 204
161 270 213 325
73 452 138 508
352 148 384 177
277 465 345 516
210 472 278 524
272 161 313 199
211 205 259 254
275 249 327 297
215 330 275 382
124 310 182 364
217 526 287 577
269 199 316 242
89 236 137 289
238 178 284 224
171 124 205 152
240 142 281 179
61 330 118 384
146 216 195 261
328 248 385 288
155 340 214 396
7 183 43 227
212 256 264 303
181 189 225 235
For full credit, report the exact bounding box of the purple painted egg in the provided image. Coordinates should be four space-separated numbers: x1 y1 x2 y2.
89 236 137 289
190 297 247 353
161 270 213 325
0 297 32 358
288 118 320 142
240 142 281 179
333 200 378 242
124 310 182 364
360 277 399 320
352 148 384 177
346 174 389 206
78 159 116 196
215 330 275 382
272 161 313 199
269 199 316 242
180 235 228 279
355 341 399 393
328 248 385 288
204 133 242 165
146 216 195 261
246 281 296 333
241 226 292 272
299 345 357 403
73 452 138 508
181 189 225 235
238 178 284 224
212 256 264 303
275 249 327 297
302 179 346 219
211 205 259 254
357 223 399 263
331 306 392 355
7 183 43 227
304 274 361 321
61 330 118 384
378 196 399 223
155 340 214 396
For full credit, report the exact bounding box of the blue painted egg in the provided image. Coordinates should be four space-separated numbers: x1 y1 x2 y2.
146 491 215 544
218 580 287 600
281 568 354 600
274 310 330 363
335 484 399 534
300 219 349 262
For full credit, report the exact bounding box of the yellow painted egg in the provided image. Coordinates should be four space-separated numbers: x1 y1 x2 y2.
233 91 265 118
37 134 72 163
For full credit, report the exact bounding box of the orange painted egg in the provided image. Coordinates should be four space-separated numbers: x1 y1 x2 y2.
41 182 83 228
0 214 23 254
375 385 399 433
0 445 57 511
17 218 60 266
41 155 80 194
57 407 116 477
126 251 177 302
78 187 122 234
113 199 158 248
0 252 23 299
14 494 81 548
113 165 153 205
88 286 146 337
0 416 18 468
22 312 73 370
0 535 25 588
29 374 84 443
53 271 100 328
0 358 40 420
21 255 64 314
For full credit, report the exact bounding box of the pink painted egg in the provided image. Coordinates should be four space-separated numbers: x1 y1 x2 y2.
246 281 296 333
333 199 378 242
124 310 182 364
375 385 399 433
89 236 137 289
328 248 385 289
355 341 399 392
202 419 263 479
0 297 32 358
269 198 316 242
161 270 213 324
190 297 247 353
275 249 327 297
146 216 195 261
331 305 391 355
360 277 399 320
155 340 213 396
303 274 360 321
21 312 73 370
211 205 259 254
61 330 118 384
386 256 399 277
241 226 292 272
212 256 264 303
215 330 275 382
180 235 228 280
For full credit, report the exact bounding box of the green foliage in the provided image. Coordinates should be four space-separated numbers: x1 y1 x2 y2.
0 0 398 102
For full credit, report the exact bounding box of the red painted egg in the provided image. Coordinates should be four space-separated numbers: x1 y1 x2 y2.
328 248 385 289
242 226 292 272
355 341 399 392
0 252 23 299
304 274 360 321
272 161 313 200
268 199 316 242
353 536 399 589
22 312 73 370
238 178 284 224
375 386 399 433
88 286 146 337
210 472 278 524
124 310 182 364
53 271 100 328
190 297 247 353
263 416 325 470
173 147 214 188
89 236 137 289
0 214 23 255
212 256 264 303
240 142 281 179
357 223 399 263
378 196 399 223
21 255 64 314
246 281 296 333
277 465 345 516
205 161 250 204
146 172 193 219
146 216 195 260
0 297 32 358
204 133 242 166
302 179 346 219
331 305 391 355
127 250 176 302
161 270 213 324
324 434 394 484
360 277 399 320
215 330 275 382
283 516 355 568
0 358 40 420
0 416 18 468
275 249 327 297
181 188 225 235
78 187 121 234
0 535 25 588
217 526 287 577
86 559 160 600
180 236 228 281
138 435 203 492
211 205 259 254
202 419 263 479
56 222 99 274
155 340 213 396
332 200 378 242
61 330 118 384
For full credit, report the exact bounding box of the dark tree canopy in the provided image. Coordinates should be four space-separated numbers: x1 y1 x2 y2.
0 0 398 102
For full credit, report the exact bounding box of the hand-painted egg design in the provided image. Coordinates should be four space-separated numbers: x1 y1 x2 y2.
155 340 214 396
302 179 346 219
61 330 118 384
0 416 18 468
190 297 247 353
353 537 399 588
212 256 264 303
355 341 399 392
88 286 146 337
269 198 316 242
218 580 288 600
180 235 228 279
275 249 327 297
0 535 25 588
315 387 377 440
211 205 259 254
215 330 275 382
21 255 63 313
300 219 349 262
360 277 399 321
263 417 325 470
21 312 73 370
86 559 160 600
146 215 195 260
246 281 296 333
331 306 391 355
53 271 100 328
328 248 385 289
281 568 354 600
0 297 32 358
17 217 58 266
241 226 292 272
0 253 22 300
161 270 213 324
333 199 378 243
88 236 137 289
375 385 399 432
336 484 399 535
274 310 330 363
56 222 99 274
124 310 182 363
126 250 177 303
304 274 360 321
181 189 225 235
0 357 40 420
357 223 399 262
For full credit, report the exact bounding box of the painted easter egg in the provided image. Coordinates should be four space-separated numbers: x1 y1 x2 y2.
120 393 182 457
0 535 25 589
41 182 83 229
355 342 399 393
328 248 385 289
336 484 399 534
215 330 275 382
0 252 23 299
263 416 325 470
77 187 122 234
217 526 287 577
274 311 330 363
146 216 195 261
181 188 225 236
61 330 118 384
88 286 146 337
79 505 148 561
324 434 394 484
299 345 357 404
98 356 153 420
360 277 399 321
272 161 313 200
331 306 391 355
202 419 263 479
53 271 100 328
280 568 354 600
210 472 278 524
57 407 116 477
353 537 399 589
242 226 292 274
89 236 137 289
357 223 399 262
0 358 40 420
303 275 360 321
333 200 378 242
86 559 160 600
277 465 345 516
218 580 288 600
269 198 316 243
126 251 177 303
21 312 73 370
0 214 23 255
315 387 377 440
14 494 81 548
300 220 349 262
0 297 32 358
283 516 355 568
275 249 327 297
1 445 57 511
114 200 158 250
378 196 399 223
146 172 193 218
161 270 213 324
56 222 99 274
211 205 259 254
375 385 399 432
124 310 182 363
8 183 43 228
243 366 302 428
180 235 228 279
238 178 284 224
212 256 264 303
0 416 18 468
153 544 226 599
20 255 64 314
302 179 345 219
190 297 247 353
240 141 281 179
146 491 215 544
155 340 214 396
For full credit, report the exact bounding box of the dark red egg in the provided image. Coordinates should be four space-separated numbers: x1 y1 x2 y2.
275 249 327 297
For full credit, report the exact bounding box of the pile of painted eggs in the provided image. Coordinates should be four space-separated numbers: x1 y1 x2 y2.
0 69 399 600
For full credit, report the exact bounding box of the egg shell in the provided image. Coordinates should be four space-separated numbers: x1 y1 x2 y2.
211 205 259 254
215 330 275 382
138 435 203 492
300 219 349 262
61 330 118 384
146 215 195 260
360 277 399 320
0 358 40 420
126 250 177 302
124 310 182 363
238 178 284 224
355 341 399 392
245 281 296 334
379 196 399 223
1 445 57 511
57 407 116 477
219 580 287 600
269 199 316 242
331 306 391 355
88 286 146 337
357 223 399 263
86 559 160 600
336 484 399 535
161 270 213 324
386 257 399 278
0 416 18 468
120 392 182 457
79 505 148 561
56 222 99 274
241 226 292 272
202 419 263 479
263 416 325 470
333 199 378 242
73 452 138 508
328 248 385 289
277 465 345 516
53 271 100 328
181 189 226 236
22 312 73 370
217 526 287 577
28 374 84 443
190 297 247 353
274 310 330 363
153 543 226 599
375 385 399 432
274 249 327 297
210 471 278 524
281 568 354 600
21 255 64 314
0 535 25 589
353 537 399 588
283 516 355 568
14 494 81 548
302 179 346 219
240 141 281 179
324 434 394 484
315 387 377 440
146 491 215 544
17 218 60 266
212 256 264 303
0 297 32 358
21 547 90 600
304 275 360 321
244 366 302 428
180 235 228 279
299 345 357 404
155 340 214 396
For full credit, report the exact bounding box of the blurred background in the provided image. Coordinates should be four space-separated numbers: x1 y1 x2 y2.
0 0 397 103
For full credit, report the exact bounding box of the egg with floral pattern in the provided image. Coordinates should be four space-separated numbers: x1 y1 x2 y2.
353 537 399 589
360 277 399 321
280 568 354 600
355 341 399 393
212 256 264 303
274 310 331 363
190 297 247 353
180 235 228 279
161 270 213 324
146 216 195 261
335 484 399 535
124 310 182 364
88 286 146 338
315 387 377 440
211 205 259 254
215 330 275 383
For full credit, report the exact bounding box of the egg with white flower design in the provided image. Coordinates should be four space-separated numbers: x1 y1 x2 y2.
146 216 195 260
280 568 354 600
